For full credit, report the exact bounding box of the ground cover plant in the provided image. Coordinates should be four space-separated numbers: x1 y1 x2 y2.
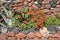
0 2 46 31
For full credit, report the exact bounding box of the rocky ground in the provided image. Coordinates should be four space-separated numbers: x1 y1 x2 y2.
0 31 60 40
0 0 60 40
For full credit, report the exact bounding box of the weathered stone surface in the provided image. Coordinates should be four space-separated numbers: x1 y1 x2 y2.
55 33 60 38
45 4 51 9
56 5 60 8
15 0 20 3
1 27 7 34
12 27 21 34
22 39 26 40
0 34 7 40
54 8 60 12
34 32 42 38
44 9 50 13
40 27 49 37
6 31 15 37
15 32 26 38
8 37 16 40
47 26 57 33
33 37 41 40
27 32 35 38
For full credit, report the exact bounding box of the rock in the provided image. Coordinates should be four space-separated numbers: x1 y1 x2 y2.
6 31 15 37
12 27 21 34
1 27 8 34
7 27 12 32
44 9 50 13
28 3 32 7
34 32 42 38
56 0 60 4
50 8 54 10
40 27 49 35
42 2 47 5
22 30 30 34
0 26 2 34
8 37 16 40
56 5 60 8
56 26 60 31
0 0 6 2
17 3 23 6
45 4 51 9
28 0 31 2
27 32 35 39
37 4 41 8
51 38 56 40
54 8 60 12
15 32 26 38
41 37 48 40
47 26 57 33
0 34 8 40
48 34 56 40
17 38 20 40
54 38 58 40
52 0 58 4
57 31 60 34
22 39 26 40
24 2 28 6
15 0 20 3
29 28 35 32
34 1 38 4
38 0 42 5
34 37 40 40
55 33 60 38
55 33 60 40
51 4 57 8
48 37 55 40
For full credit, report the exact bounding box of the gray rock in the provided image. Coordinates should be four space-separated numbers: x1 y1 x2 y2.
47 25 57 33
7 27 12 32
56 26 60 31
29 28 35 32
1 27 8 34
45 4 51 9
52 0 58 4
12 27 21 34
22 30 30 34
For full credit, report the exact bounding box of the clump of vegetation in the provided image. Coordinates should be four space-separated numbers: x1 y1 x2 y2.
0 2 46 31
44 14 60 26
12 7 46 30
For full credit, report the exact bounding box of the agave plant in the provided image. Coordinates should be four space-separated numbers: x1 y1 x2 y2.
0 2 13 27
